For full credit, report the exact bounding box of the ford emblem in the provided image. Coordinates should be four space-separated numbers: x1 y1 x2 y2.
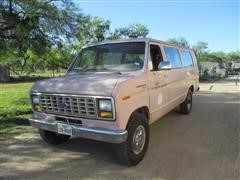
59 102 69 108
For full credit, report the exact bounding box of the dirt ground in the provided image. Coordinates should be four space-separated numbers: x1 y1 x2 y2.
0 76 239 180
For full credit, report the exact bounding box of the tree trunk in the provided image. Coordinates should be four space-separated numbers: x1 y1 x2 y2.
0 66 10 82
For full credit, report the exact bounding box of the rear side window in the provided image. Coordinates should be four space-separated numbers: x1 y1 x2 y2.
164 47 182 68
180 50 194 67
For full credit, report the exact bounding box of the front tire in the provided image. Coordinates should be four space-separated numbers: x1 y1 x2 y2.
39 129 70 145
115 113 149 166
180 89 193 114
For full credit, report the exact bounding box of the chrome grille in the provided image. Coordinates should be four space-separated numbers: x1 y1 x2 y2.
40 94 97 118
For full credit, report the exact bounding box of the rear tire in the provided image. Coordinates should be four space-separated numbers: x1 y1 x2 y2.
180 89 193 114
39 129 70 145
115 113 149 166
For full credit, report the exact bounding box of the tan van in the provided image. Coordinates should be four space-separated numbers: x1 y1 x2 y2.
29 38 199 166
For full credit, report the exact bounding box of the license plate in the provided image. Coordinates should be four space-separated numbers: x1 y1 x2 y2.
57 123 72 136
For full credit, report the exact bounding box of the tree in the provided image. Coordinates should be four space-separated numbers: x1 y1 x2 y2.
40 45 74 76
0 0 83 77
226 51 240 63
108 23 149 39
167 37 190 48
0 0 83 49
192 41 209 61
0 1 150 80
76 16 110 43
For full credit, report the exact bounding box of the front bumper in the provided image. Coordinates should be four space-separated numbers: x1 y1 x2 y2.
29 118 128 144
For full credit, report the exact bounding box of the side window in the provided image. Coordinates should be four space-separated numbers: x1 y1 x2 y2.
150 44 163 71
164 47 182 68
180 50 194 67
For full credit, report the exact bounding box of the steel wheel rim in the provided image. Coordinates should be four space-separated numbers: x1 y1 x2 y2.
132 125 146 155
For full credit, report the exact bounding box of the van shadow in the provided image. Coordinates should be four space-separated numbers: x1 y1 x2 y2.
57 137 117 163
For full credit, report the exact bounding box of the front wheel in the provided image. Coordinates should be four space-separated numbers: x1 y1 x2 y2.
115 113 149 166
179 89 193 114
39 129 70 145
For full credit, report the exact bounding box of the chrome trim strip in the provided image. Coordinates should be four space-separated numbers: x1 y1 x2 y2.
29 118 127 144
151 77 186 90
136 84 146 88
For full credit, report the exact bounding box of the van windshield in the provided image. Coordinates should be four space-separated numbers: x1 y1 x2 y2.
68 42 145 73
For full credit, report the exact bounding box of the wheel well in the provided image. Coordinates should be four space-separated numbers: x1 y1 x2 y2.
133 106 150 122
189 85 194 92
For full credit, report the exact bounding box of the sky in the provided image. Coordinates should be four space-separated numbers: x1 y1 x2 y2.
72 0 239 53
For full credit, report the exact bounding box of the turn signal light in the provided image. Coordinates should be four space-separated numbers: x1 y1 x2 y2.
99 111 113 118
34 104 41 111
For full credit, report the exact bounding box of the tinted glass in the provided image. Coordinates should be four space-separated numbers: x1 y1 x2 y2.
180 50 193 67
69 42 145 73
164 47 182 68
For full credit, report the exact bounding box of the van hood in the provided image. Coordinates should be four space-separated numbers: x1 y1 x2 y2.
30 72 134 96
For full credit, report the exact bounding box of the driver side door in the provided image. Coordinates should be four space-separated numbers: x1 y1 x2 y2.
148 43 169 123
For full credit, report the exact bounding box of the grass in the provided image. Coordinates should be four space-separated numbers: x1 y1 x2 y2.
10 70 64 77
0 82 33 135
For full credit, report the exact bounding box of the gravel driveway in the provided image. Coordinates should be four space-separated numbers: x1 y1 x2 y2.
1 77 239 180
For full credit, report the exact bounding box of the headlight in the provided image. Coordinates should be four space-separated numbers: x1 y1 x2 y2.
98 99 114 119
33 97 40 104
99 99 112 111
31 95 41 111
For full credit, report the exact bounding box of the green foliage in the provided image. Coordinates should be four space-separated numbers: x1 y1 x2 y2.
0 0 83 77
0 0 82 51
166 37 240 63
193 46 240 63
226 51 240 62
109 23 149 39
76 16 110 43
42 45 75 69
167 37 190 48
192 41 209 61
0 1 149 80
200 51 224 62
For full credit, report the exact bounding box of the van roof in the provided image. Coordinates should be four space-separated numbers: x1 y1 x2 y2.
82 38 193 51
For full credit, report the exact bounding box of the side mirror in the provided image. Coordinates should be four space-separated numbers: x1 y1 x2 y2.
158 61 172 70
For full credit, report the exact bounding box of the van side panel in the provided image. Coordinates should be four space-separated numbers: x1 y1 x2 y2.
112 73 150 130
148 45 199 123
